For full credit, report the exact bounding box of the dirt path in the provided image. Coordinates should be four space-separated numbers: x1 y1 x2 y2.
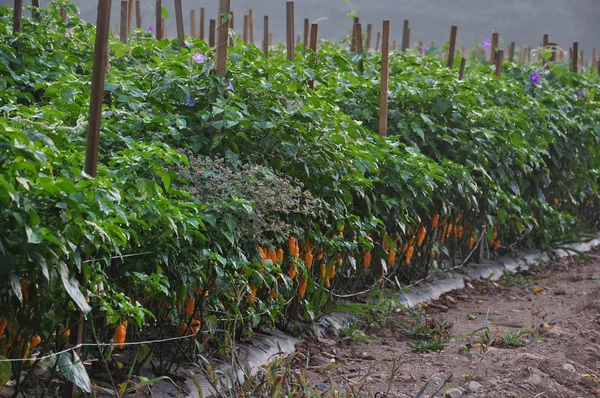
300 254 600 397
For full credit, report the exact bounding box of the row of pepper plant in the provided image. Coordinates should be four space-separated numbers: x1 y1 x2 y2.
0 1 599 393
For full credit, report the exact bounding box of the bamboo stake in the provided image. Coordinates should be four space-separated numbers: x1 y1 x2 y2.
447 25 458 68
13 0 22 33
127 0 134 33
135 0 141 29
495 49 504 77
286 2 295 61
190 10 196 38
303 18 309 48
508 41 515 62
379 20 390 137
174 0 185 47
209 19 216 47
355 23 363 74
65 3 111 395
572 42 578 73
215 0 230 77
155 0 162 39
263 15 269 58
309 23 318 89
490 32 499 64
248 8 254 43
120 1 128 43
401 19 409 51
458 57 466 80
199 7 205 40
228 10 234 45
243 14 248 44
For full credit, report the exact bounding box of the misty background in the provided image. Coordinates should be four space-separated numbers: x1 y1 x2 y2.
4 1 599 57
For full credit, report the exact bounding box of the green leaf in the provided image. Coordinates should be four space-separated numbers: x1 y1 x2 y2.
0 356 10 389
161 6 169 20
59 262 92 315
57 352 92 393
25 226 43 244
10 274 22 303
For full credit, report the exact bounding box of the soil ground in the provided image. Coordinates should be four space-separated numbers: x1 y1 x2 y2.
299 253 600 397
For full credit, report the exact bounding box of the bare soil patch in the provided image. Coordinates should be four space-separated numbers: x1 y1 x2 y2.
300 254 600 397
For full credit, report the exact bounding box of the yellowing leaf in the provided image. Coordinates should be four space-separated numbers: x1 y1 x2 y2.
532 287 544 294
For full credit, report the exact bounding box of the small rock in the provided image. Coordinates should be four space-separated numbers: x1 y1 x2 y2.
464 380 483 392
361 352 375 360
317 337 337 347
310 355 332 367
445 295 457 304
547 325 564 338
529 373 542 386
444 388 465 398
562 363 576 372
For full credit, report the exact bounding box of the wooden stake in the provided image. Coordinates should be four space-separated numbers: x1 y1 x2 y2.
494 49 504 77
526 46 531 63
508 41 515 62
366 23 372 50
263 15 269 58
542 33 548 47
286 2 295 61
297 34 301 47
418 40 423 55
355 23 363 74
209 19 216 47
401 19 409 51
13 0 23 33
405 28 411 51
174 0 185 47
392 40 396 51
31 0 40 19
199 7 205 40
135 0 141 29
350 17 358 52
549 42 557 62
447 25 458 68
120 0 128 43
379 20 390 137
66 2 112 395
303 18 309 48
375 31 380 51
580 49 584 70
490 32 499 64
127 0 134 33
269 32 273 46
458 57 466 80
163 18 167 37
248 9 254 43
215 0 230 77
228 10 234 45
60 6 67 23
155 0 162 39
308 23 318 89
190 10 196 38
592 48 596 67
572 42 578 73
243 14 248 44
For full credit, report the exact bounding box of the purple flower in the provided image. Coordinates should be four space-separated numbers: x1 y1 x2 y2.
226 80 234 92
482 38 491 50
186 95 195 106
578 89 585 99
529 71 541 84
423 45 429 55
145 26 154 34
193 52 205 63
